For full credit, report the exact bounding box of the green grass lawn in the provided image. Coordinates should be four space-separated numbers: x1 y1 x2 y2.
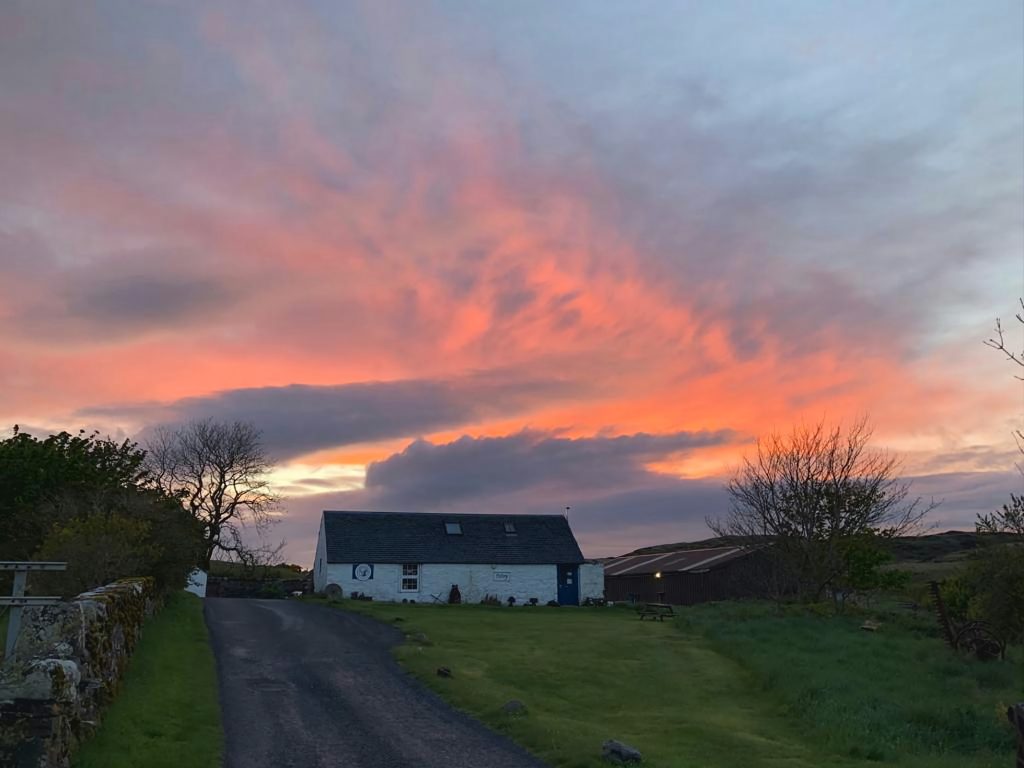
319 599 1017 768
74 592 222 768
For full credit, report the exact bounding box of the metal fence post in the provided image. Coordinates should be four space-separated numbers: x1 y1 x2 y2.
0 562 67 660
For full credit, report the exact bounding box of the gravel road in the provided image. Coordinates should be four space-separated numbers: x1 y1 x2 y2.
204 598 547 768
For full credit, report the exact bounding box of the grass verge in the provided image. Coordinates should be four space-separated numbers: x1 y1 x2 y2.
683 601 1018 767
74 592 222 768
314 598 1016 768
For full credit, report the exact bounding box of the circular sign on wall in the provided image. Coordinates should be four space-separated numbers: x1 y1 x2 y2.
352 563 374 581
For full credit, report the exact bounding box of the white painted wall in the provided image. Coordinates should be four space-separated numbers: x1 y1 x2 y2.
320 561 605 604
579 562 605 601
184 568 207 598
313 516 329 592
320 562 566 604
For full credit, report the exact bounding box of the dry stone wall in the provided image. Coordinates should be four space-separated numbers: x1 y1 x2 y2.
0 578 156 768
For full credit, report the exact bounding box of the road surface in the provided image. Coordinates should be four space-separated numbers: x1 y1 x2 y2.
204 598 547 768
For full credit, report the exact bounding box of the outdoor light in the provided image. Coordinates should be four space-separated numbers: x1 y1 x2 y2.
654 571 662 579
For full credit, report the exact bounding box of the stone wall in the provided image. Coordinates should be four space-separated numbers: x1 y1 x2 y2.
204 576 308 598
0 578 156 768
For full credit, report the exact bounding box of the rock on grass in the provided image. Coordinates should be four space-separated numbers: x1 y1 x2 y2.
602 739 642 764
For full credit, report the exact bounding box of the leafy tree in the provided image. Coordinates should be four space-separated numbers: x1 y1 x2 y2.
977 494 1024 537
145 420 280 568
708 417 934 601
963 300 1024 640
36 513 157 597
963 544 1024 643
0 428 153 560
834 533 910 609
34 489 204 597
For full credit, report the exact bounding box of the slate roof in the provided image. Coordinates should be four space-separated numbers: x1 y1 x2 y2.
603 546 751 577
321 511 585 565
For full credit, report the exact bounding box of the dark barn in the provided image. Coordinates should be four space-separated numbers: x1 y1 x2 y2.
604 546 773 605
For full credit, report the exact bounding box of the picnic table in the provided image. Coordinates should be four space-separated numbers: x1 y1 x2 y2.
637 602 675 621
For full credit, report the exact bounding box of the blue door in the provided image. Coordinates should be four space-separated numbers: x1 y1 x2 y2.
557 564 579 605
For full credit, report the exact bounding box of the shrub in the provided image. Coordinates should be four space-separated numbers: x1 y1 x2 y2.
940 575 975 623
35 490 203 597
964 543 1024 642
36 514 157 597
256 581 286 600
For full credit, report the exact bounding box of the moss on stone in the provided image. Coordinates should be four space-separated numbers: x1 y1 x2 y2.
0 577 163 767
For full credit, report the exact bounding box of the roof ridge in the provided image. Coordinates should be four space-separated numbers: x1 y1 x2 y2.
611 545 741 560
322 510 569 519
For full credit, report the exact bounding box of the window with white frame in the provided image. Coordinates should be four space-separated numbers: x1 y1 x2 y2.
401 563 419 591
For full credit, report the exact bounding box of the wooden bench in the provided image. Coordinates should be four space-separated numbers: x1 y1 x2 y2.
637 603 675 621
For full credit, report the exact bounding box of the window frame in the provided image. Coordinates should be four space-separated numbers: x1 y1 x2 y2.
400 563 420 592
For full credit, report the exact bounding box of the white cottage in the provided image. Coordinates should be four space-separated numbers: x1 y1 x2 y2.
313 510 603 605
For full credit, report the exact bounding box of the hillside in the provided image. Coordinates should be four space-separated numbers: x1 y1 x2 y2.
622 530 1015 563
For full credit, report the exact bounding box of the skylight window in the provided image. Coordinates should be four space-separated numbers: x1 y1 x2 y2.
445 522 463 535
503 521 516 534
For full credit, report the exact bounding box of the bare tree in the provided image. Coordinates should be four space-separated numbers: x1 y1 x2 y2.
984 297 1024 375
982 297 1024 526
707 417 935 601
146 420 280 569
985 298 1024 451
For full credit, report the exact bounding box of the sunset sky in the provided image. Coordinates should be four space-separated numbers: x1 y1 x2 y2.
1 1 1022 563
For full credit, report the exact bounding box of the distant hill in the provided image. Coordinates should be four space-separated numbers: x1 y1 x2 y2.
622 530 1016 563
886 530 1016 562
208 560 308 580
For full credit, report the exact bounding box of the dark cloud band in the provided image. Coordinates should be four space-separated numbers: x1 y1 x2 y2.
78 371 589 460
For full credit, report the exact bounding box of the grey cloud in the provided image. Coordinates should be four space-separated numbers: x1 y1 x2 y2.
909 470 1023 528
80 371 589 461
63 274 234 329
916 446 1022 475
364 429 737 508
3 1 1018 363
6 248 247 342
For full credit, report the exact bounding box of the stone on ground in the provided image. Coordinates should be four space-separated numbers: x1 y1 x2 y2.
602 739 642 764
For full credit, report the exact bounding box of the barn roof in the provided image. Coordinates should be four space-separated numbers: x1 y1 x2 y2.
603 546 751 577
321 511 585 565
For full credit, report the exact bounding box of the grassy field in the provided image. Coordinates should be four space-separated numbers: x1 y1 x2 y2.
322 599 1017 768
74 592 222 768
683 602 1018 765
208 559 306 580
